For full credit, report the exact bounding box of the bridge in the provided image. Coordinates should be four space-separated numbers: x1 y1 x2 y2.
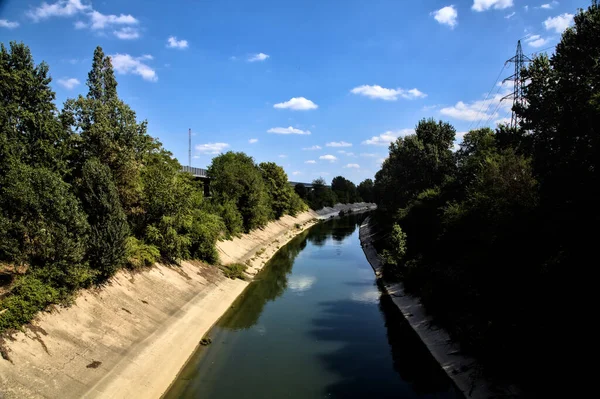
182 166 327 196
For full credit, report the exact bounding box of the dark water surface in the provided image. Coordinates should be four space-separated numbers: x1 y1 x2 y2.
165 214 460 399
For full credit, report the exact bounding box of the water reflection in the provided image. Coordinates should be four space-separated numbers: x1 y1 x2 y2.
218 229 309 330
165 212 458 399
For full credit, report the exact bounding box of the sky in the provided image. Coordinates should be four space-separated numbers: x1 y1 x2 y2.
0 0 588 183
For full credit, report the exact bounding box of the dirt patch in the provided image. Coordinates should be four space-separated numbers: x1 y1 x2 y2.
86 360 102 369
0 337 12 363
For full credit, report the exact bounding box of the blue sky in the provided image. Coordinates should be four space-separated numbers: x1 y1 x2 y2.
0 0 587 183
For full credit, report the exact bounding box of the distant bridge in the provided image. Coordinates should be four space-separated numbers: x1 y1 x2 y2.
182 166 326 189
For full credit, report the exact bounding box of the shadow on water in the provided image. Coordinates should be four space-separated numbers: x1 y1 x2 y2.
310 293 460 399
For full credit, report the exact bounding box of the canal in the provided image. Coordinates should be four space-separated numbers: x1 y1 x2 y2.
165 213 460 399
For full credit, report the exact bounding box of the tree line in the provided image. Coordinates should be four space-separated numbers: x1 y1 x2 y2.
371 2 598 394
0 43 360 333
294 176 374 210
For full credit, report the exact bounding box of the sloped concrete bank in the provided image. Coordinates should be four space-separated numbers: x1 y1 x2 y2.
0 210 319 399
359 216 522 399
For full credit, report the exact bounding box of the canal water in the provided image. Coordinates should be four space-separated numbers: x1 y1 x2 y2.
165 214 460 399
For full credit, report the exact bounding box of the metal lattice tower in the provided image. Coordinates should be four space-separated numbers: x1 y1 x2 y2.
502 40 531 129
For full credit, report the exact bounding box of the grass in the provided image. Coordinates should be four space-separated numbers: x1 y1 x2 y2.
221 263 247 280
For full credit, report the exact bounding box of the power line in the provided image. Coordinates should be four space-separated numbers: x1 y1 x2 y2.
468 63 508 132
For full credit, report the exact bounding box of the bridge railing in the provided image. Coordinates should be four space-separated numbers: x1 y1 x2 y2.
182 166 209 178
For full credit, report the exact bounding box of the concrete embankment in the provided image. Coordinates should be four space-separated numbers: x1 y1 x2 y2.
359 216 521 399
0 210 319 399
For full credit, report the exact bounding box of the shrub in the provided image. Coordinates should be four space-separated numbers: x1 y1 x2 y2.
125 237 160 269
222 263 247 280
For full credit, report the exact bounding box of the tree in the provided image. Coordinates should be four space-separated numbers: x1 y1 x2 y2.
357 179 374 203
62 46 156 219
306 177 336 210
374 118 456 213
79 158 129 278
0 42 70 175
331 176 359 204
294 183 308 200
208 152 270 233
259 162 293 219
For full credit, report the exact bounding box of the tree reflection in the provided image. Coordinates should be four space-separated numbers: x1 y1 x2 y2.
218 229 310 330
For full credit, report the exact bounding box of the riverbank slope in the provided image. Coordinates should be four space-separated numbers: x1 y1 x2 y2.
0 210 319 399
359 216 521 399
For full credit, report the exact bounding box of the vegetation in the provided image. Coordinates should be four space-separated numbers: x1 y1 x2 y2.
221 263 247 280
371 2 599 392
0 42 320 333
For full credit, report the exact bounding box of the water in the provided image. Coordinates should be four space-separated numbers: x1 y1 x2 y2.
165 214 460 399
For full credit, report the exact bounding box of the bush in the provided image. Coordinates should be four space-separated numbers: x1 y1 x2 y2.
0 275 63 332
222 263 247 280
125 236 160 269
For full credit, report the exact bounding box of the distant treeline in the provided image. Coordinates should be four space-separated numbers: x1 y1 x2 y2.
371 2 598 393
0 43 363 333
294 176 374 210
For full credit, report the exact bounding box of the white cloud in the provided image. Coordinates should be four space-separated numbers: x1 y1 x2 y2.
360 153 378 157
248 138 258 144
505 11 516 19
440 83 512 122
338 150 355 156
167 36 188 49
319 154 337 162
544 13 574 33
292 171 302 176
110 54 157 82
74 20 86 29
57 77 80 89
362 129 414 146
195 142 230 154
27 0 90 21
89 10 137 30
302 145 322 150
524 5 529 12
351 85 426 101
540 2 559 10
432 5 458 28
345 164 360 169
305 160 317 164
288 275 316 292
472 0 514 12
248 53 269 62
0 19 19 29
278 154 287 158
326 141 352 147
273 97 318 111
525 34 549 48
267 126 311 135
494 117 512 125
114 27 139 40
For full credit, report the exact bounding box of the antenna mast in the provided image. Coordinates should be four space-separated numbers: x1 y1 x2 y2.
188 128 191 169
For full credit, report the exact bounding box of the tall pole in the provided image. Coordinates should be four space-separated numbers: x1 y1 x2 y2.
188 128 191 169
502 40 531 129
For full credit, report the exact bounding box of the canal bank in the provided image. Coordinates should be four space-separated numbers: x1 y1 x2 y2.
0 211 321 399
0 204 376 399
359 216 522 399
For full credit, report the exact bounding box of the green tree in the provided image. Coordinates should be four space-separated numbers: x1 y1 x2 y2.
294 183 308 200
331 176 359 204
259 162 293 219
0 42 70 175
357 178 375 203
208 152 270 233
78 158 130 279
307 177 336 210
